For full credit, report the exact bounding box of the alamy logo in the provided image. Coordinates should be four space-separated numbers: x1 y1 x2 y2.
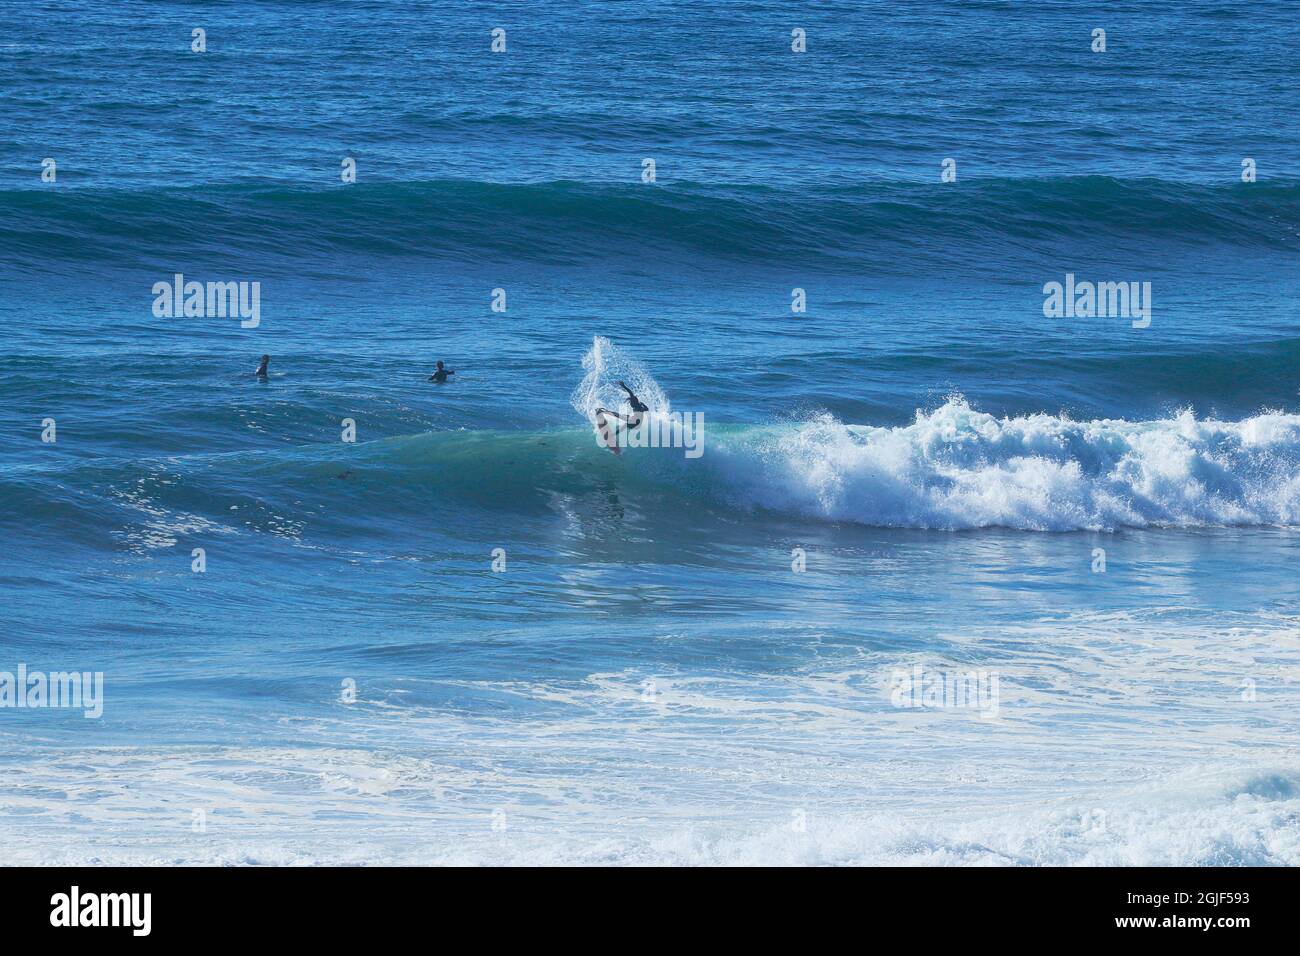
152 273 261 328
50 886 151 936
1043 273 1151 328
889 664 999 718
0 664 103 718
597 410 705 458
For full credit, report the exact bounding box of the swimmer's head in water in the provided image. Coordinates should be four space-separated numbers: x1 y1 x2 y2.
436 361 444 369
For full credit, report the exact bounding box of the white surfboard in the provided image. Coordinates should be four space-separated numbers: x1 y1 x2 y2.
594 410 622 455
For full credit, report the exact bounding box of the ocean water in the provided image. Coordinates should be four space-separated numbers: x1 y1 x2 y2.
1 0 1299 865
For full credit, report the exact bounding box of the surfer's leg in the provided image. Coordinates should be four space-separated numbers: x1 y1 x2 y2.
594 410 622 453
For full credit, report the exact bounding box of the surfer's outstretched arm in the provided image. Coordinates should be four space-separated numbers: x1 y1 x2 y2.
617 380 649 413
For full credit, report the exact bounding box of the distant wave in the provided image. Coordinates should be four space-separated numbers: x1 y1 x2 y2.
2 176 1295 274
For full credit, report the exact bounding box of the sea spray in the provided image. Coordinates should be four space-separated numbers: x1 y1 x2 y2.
571 335 670 426
572 337 706 456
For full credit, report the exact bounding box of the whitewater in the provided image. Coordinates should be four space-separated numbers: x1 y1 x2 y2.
709 402 1300 532
556 336 1300 533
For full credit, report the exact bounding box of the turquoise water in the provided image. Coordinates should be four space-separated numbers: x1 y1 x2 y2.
1 1 1298 864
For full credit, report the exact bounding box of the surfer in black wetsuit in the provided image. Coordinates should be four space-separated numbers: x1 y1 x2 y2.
598 381 648 427
255 354 270 378
595 381 648 454
428 360 455 383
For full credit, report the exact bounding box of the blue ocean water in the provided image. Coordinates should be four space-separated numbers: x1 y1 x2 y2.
1 1 1298 864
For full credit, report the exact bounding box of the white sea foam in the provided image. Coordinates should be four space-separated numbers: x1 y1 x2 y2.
636 766 1300 867
3 613 1295 866
712 400 1300 531
3 754 1295 866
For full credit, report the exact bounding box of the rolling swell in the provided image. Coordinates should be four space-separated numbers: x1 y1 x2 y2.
3 176 1295 275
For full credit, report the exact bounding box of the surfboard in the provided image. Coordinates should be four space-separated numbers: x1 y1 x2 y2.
594 411 622 456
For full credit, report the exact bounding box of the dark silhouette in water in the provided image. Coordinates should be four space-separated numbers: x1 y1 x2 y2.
254 354 270 378
429 360 456 383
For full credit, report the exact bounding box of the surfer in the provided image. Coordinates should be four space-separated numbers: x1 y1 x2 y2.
428 360 455 383
255 354 270 378
595 380 648 455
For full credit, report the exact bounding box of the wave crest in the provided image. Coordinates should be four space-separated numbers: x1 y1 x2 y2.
714 400 1300 531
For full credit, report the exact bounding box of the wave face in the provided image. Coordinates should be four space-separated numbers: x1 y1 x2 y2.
9 399 1297 547
369 398 1300 533
4 177 1297 275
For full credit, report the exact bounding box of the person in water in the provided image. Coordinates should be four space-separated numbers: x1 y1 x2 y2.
595 380 648 454
255 354 269 378
429 360 455 383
